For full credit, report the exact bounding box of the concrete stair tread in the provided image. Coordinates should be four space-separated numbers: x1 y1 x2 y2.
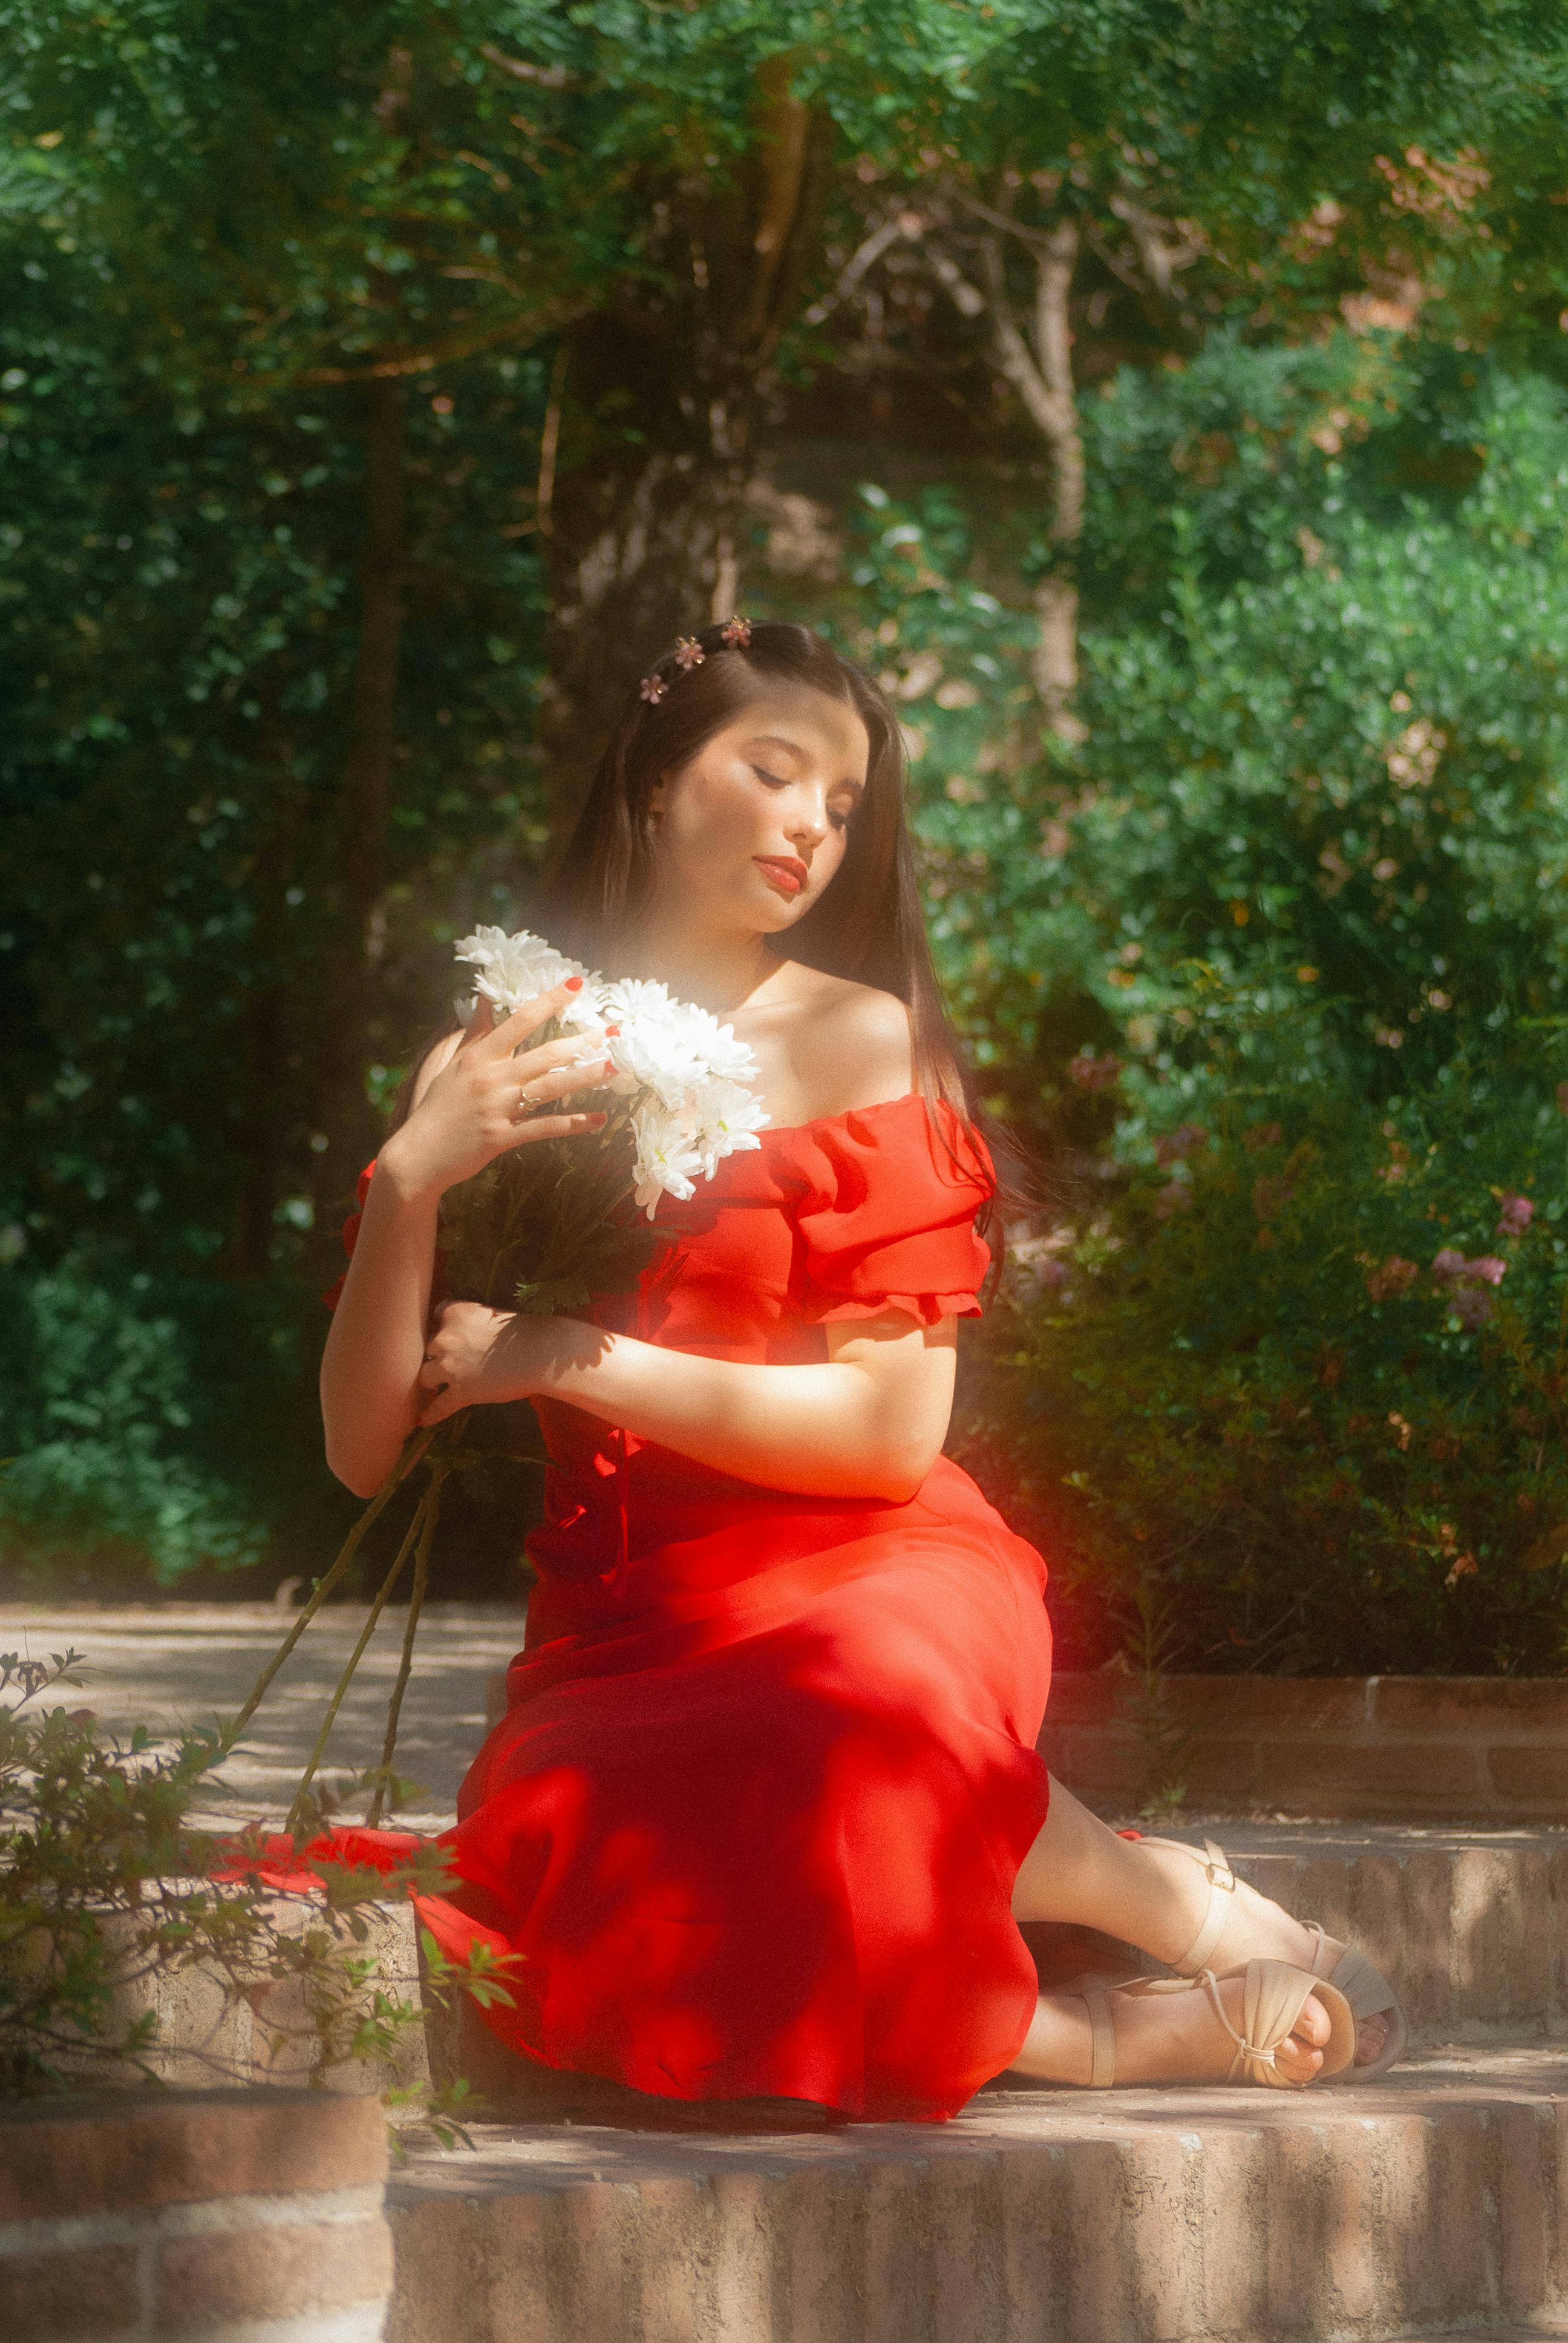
393 2042 1568 2197
385 2039 1568 2341
1137 1820 1568 1852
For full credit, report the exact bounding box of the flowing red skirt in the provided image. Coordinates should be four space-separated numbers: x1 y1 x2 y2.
263 1457 1051 2123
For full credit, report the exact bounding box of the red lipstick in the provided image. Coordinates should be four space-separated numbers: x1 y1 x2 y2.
754 854 808 898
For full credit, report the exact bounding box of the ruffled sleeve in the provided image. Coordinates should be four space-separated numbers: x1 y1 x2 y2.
793 1094 995 1327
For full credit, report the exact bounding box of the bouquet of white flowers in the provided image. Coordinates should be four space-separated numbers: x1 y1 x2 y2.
437 925 770 1314
232 929 769 1831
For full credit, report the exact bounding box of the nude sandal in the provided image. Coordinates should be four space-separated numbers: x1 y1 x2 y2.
1300 1924 1410 2084
1138 1834 1409 2084
1068 1961 1358 2089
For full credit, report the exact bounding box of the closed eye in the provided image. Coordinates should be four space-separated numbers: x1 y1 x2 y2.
752 764 857 831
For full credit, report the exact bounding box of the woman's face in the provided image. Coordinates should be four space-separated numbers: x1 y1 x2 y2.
647 682 872 938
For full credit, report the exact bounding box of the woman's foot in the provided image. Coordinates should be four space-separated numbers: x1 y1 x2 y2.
1134 1838 1391 2070
1010 1969 1335 2089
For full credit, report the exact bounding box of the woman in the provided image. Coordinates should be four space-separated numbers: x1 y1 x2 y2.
321 620 1401 2118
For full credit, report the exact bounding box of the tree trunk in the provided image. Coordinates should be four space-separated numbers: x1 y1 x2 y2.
541 62 828 837
319 377 407 1197
541 445 739 830
978 221 1086 742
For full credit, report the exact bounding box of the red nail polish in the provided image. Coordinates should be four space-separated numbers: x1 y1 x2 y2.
587 1111 607 1129
564 975 583 991
604 1023 620 1037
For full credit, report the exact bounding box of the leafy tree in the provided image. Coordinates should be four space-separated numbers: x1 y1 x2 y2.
816 0 1568 738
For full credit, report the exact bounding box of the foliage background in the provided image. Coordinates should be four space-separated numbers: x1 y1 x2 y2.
4 1 1568 1669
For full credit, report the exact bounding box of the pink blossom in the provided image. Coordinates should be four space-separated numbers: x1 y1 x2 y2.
1432 1245 1506 1323
1154 1122 1207 1167
1497 1194 1534 1236
1432 1247 1506 1290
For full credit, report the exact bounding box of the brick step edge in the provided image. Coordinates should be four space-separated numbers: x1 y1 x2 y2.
1042 1673 1568 1821
385 2065 1568 2343
0 2086 392 2343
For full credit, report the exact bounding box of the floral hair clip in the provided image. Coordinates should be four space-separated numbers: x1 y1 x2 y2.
638 672 668 704
720 614 751 647
673 635 706 671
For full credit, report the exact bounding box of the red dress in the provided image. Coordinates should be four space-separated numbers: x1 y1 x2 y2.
333 1093 1052 2123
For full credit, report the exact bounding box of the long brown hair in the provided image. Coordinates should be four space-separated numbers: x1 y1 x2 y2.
537 618 1027 1252
400 620 1025 1243
540 618 976 1117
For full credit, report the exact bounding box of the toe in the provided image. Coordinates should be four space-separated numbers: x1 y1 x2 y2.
1355 2011 1391 2067
1294 1993 1331 2050
1276 2036 1325 2084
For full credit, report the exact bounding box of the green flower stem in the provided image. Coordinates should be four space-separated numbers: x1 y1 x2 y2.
284 1479 433 1835
226 1425 438 1747
366 1464 449 1829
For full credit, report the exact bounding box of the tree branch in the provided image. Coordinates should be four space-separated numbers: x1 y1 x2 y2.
298 302 586 383
924 241 988 318
1106 191 1206 300
952 186 1066 253
477 43 574 90
804 215 908 325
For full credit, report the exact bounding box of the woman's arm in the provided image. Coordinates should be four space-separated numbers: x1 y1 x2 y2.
319 980 613 1497
415 1303 958 1501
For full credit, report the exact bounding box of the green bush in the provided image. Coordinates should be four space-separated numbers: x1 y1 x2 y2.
812 336 1568 1126
0 1254 356 1593
959 995 1568 1677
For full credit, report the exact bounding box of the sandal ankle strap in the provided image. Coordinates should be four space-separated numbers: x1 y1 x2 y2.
1082 1986 1117 2087
1175 1840 1236 1973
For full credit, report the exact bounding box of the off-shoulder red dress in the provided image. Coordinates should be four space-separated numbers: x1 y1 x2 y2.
332 1094 1052 2123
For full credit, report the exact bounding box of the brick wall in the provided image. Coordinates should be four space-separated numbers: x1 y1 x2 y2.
1041 1673 1568 1819
0 2085 391 2343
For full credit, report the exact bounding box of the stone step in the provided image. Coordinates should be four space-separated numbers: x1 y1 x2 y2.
385 2043 1568 2343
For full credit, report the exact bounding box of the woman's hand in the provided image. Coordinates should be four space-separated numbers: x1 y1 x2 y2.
416 1301 555 1427
379 980 612 1205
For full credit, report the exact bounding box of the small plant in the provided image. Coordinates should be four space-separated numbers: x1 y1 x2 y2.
0 1647 512 2143
1118 1564 1194 1822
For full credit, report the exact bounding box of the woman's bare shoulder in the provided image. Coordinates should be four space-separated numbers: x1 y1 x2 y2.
769 965 914 1120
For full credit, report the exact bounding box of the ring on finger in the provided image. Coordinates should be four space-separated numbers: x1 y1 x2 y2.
513 1081 540 1120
